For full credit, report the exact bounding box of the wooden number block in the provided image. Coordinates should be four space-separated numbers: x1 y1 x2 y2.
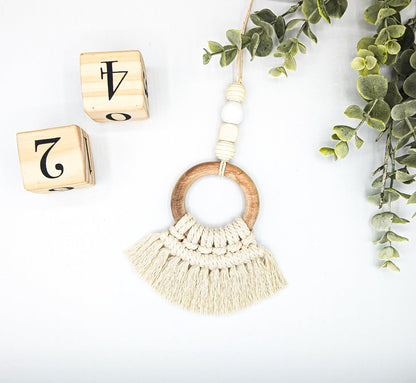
80 50 149 122
16 125 95 193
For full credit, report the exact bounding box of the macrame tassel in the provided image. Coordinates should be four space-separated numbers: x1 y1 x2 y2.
126 214 286 314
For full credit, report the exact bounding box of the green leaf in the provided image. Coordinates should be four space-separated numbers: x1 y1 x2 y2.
334 141 349 158
226 30 242 49
255 33 274 57
375 28 389 45
408 191 416 204
325 0 348 18
203 50 211 65
284 55 297 71
365 56 378 70
345 105 364 119
302 0 321 24
351 57 366 71
276 39 296 54
355 134 364 149
410 51 416 69
386 40 401 55
380 260 400 271
269 66 287 77
387 24 406 38
385 81 403 108
317 0 331 23
364 2 384 24
386 187 410 200
369 45 388 64
250 14 275 37
208 41 223 54
389 0 411 8
391 100 416 121
274 16 286 43
376 231 409 243
333 125 355 141
320 147 335 157
375 8 397 25
248 33 260 59
220 46 238 67
357 75 388 101
393 49 415 75
365 100 391 122
378 246 400 260
371 212 409 231
298 42 307 54
403 72 416 99
368 190 400 205
387 231 408 242
367 117 386 131
357 36 376 50
302 22 317 43
253 9 277 23
286 18 304 31
396 170 416 183
397 153 416 168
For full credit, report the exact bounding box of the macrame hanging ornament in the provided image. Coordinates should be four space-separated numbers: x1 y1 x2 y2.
127 0 286 314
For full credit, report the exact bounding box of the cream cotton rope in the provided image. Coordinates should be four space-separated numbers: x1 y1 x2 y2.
127 214 286 314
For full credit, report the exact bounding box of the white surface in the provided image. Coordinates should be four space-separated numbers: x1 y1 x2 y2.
1 1 416 382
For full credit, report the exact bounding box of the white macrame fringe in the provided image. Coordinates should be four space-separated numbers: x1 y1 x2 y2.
126 214 286 314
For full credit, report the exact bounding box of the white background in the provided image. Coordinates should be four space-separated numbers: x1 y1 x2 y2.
1 0 416 382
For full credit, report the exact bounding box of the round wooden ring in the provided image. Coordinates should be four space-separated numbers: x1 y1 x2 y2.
171 162 259 229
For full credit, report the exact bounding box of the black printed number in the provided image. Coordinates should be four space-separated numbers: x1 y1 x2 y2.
34 137 64 179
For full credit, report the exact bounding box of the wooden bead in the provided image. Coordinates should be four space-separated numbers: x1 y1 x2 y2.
215 140 236 162
221 101 243 124
16 125 95 193
80 50 149 122
226 83 246 102
218 123 239 143
171 162 259 229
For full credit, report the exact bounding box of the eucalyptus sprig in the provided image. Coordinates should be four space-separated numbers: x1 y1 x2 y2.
203 0 348 76
320 0 416 271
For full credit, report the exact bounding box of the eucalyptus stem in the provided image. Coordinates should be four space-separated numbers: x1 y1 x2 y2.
203 0 348 75
321 0 416 271
379 123 393 208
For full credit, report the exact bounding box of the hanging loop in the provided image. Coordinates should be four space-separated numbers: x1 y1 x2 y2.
171 162 259 229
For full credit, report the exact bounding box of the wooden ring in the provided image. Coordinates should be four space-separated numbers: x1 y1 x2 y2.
171 162 259 229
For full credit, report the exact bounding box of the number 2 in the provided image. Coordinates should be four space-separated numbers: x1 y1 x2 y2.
34 137 64 179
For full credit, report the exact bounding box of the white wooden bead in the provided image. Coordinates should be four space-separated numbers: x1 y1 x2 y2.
221 101 243 124
226 83 246 102
218 123 239 143
215 141 236 162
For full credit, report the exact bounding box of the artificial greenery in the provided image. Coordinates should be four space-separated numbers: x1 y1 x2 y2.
320 0 416 271
203 0 348 76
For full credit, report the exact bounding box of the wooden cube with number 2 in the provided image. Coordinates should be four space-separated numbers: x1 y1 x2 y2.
80 50 149 122
16 125 95 193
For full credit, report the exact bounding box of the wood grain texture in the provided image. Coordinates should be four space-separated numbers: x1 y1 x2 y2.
16 125 95 193
171 162 259 229
80 50 149 122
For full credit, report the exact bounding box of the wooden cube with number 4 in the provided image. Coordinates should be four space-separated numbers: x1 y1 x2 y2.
80 50 149 122
16 125 95 193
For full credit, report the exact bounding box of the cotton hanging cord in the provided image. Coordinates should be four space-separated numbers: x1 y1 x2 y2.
235 0 254 83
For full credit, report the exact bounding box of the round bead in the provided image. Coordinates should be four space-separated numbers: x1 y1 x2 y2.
215 141 236 162
226 83 246 102
221 101 243 124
